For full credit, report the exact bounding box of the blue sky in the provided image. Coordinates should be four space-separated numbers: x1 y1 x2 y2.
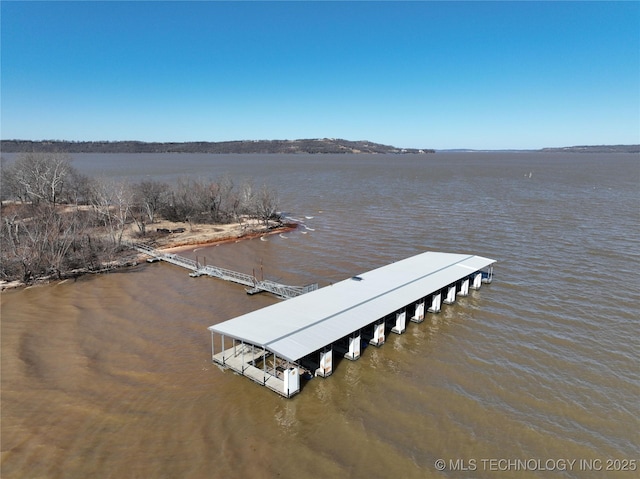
1 1 638 149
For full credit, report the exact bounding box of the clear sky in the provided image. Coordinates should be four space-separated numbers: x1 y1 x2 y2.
1 1 638 150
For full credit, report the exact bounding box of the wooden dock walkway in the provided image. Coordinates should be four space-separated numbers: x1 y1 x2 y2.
132 243 318 299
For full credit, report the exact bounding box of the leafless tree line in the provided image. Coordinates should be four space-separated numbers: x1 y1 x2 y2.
0 153 280 283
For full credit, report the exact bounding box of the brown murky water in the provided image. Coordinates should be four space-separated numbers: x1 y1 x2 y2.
2 153 638 478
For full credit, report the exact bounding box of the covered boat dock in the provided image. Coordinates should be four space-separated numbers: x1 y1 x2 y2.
208 251 495 398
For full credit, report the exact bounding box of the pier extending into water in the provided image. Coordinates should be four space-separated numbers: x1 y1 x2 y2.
208 251 495 398
133 243 318 299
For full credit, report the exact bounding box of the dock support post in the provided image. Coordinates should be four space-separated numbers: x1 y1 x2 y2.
411 301 425 323
370 321 385 346
472 272 482 290
283 366 300 397
459 278 470 297
211 331 215 361
263 348 267 385
428 293 441 313
444 284 456 304
345 332 361 360
317 348 333 377
391 310 406 334
273 353 278 378
241 341 245 373
483 266 494 284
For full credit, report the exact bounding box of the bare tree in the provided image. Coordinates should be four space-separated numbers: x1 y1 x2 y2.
238 180 255 216
225 180 243 222
40 204 85 278
63 169 92 205
219 174 241 223
0 202 90 281
165 177 199 227
131 180 169 236
89 178 133 248
1 204 48 281
254 184 280 227
1 212 26 279
189 178 221 224
133 180 169 224
1 158 28 203
1 157 13 201
5 153 74 206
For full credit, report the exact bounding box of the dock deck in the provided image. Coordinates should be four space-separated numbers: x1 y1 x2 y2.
212 346 287 395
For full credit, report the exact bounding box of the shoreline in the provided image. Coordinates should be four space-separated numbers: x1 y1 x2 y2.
155 222 297 254
0 221 297 292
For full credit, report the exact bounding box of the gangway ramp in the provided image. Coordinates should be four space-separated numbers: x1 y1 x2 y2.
132 243 317 299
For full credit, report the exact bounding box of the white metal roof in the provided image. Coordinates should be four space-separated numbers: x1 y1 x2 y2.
208 251 495 362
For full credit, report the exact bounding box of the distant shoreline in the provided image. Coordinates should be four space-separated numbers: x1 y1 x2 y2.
0 139 434 155
437 145 639 154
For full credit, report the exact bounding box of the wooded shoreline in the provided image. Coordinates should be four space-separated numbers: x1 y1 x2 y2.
0 152 287 289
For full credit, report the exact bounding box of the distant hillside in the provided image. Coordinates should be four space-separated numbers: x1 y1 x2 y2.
0 139 434 155
540 145 639 153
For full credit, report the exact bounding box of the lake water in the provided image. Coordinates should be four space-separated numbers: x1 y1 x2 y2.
1 152 638 478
